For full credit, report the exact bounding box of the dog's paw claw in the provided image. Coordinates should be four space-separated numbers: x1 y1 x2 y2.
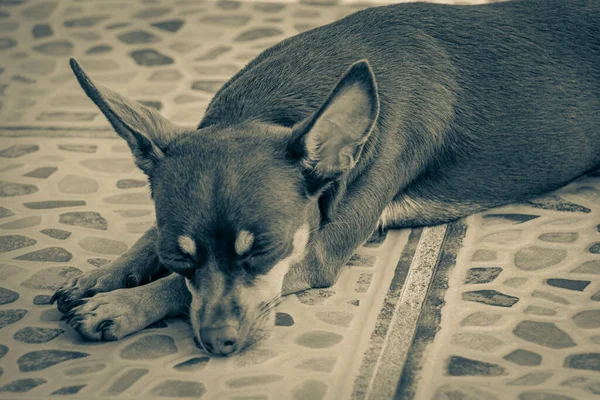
96 320 114 332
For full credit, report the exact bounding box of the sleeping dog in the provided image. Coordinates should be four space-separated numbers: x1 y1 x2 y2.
52 0 600 356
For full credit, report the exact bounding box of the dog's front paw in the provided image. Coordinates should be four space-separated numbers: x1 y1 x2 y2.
60 289 148 341
51 267 139 313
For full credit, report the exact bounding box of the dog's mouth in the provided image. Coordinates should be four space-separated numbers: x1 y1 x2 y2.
189 295 283 357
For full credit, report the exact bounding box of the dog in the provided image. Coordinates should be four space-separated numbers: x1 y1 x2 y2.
52 0 599 356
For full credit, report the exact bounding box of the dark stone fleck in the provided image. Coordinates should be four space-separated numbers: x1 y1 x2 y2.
104 368 149 395
133 7 172 18
150 380 206 397
462 290 519 307
103 192 151 205
589 242 600 254
235 27 282 41
295 331 343 349
32 23 52 38
519 392 575 400
482 213 540 225
24 166 58 178
173 356 210 372
87 258 111 267
464 267 503 284
12 74 36 84
539 232 578 243
78 237 128 255
573 310 600 329
33 294 52 305
0 207 15 218
195 46 231 61
130 49 173 66
60 211 107 230
15 247 72 262
592 290 600 301
105 22 131 30
0 38 16 49
116 179 147 189
0 235 37 252
226 375 283 388
0 263 22 280
513 321 576 349
216 0 241 10
33 40 73 55
191 80 226 93
41 229 71 240
564 353 600 371
18 350 89 372
275 312 294 326
151 19 184 32
515 246 567 271
52 385 86 395
14 327 64 343
254 2 285 12
24 200 86 209
0 309 27 328
0 344 7 359
86 44 112 55
532 290 570 304
118 30 160 44
58 144 97 153
0 181 38 197
199 15 252 27
21 2 57 18
546 278 590 291
120 334 178 359
0 378 46 393
37 111 97 121
0 216 41 229
0 287 19 304
572 260 600 274
503 349 542 366
21 266 82 290
0 144 39 158
64 15 109 28
527 195 591 213
446 355 505 376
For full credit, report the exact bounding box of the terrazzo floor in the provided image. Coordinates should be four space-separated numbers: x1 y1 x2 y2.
0 0 598 399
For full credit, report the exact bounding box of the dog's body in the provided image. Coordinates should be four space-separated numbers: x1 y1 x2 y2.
53 0 599 355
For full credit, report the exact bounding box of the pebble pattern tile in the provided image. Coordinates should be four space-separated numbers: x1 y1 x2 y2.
412 174 600 400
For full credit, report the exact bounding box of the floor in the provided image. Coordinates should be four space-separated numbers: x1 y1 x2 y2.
0 0 598 399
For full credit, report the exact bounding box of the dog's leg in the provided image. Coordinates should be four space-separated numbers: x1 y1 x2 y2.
61 273 189 341
52 226 163 313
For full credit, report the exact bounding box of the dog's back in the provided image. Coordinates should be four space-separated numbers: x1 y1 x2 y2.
201 0 600 217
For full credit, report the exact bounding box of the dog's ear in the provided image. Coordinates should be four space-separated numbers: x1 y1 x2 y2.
70 58 182 174
289 60 380 194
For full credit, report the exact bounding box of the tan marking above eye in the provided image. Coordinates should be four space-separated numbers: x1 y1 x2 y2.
178 235 196 256
235 230 254 256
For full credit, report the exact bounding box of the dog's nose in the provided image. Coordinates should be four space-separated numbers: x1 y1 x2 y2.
199 326 239 356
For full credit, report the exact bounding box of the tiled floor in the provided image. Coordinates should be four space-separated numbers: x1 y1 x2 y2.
0 0 598 399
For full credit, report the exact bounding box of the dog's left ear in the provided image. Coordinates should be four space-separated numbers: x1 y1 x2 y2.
70 58 183 175
289 60 380 193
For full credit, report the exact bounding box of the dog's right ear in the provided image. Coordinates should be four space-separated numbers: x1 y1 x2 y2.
288 60 380 195
70 58 182 174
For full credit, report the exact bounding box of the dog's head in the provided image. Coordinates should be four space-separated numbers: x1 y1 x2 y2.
70 58 378 355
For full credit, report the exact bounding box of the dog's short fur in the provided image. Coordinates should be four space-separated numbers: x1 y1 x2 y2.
53 0 599 355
